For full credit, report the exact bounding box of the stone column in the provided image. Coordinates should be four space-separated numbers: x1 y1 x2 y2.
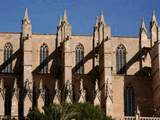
21 8 33 117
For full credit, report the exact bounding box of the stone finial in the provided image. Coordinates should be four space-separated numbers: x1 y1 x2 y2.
63 9 68 23
39 79 43 90
13 78 17 89
59 16 62 26
136 105 140 115
95 16 99 27
23 8 30 23
94 91 101 106
151 10 158 26
78 78 86 103
53 80 61 104
0 79 4 89
135 105 140 120
78 90 86 103
158 27 160 41
65 94 72 103
95 79 99 91
55 80 58 90
80 78 83 90
140 17 147 33
39 79 45 101
94 79 101 106
99 11 105 25
13 78 19 101
24 79 31 90
65 80 72 103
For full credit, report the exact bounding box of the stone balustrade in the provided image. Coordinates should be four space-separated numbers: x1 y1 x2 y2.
123 116 160 120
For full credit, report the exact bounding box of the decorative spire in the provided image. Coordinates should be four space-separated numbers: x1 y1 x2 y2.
63 9 68 23
59 16 62 26
95 16 99 27
23 8 29 20
151 10 158 26
140 17 147 33
99 11 105 25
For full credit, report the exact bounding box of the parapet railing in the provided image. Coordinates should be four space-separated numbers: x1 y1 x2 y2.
0 116 18 120
140 117 160 120
0 116 29 120
123 116 160 120
123 116 136 120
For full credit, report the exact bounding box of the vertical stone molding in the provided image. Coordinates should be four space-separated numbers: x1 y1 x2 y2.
105 79 113 116
37 80 45 113
22 8 33 95
24 91 32 116
37 90 45 113
135 106 141 120
65 80 72 103
78 79 86 103
24 80 32 117
53 80 61 104
94 79 101 106
11 79 19 116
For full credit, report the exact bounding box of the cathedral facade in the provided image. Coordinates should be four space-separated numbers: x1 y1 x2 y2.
0 8 160 119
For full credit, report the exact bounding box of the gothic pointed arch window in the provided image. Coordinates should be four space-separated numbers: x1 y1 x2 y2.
116 44 126 74
124 86 135 116
40 43 49 74
75 44 84 74
3 43 13 73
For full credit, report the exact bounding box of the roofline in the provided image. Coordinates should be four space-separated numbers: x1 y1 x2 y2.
112 35 138 38
0 32 139 38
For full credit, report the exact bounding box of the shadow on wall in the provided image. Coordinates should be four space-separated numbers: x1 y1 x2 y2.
120 47 151 77
124 75 154 117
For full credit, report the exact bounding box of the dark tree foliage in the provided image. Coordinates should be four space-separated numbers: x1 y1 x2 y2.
27 102 112 120
27 107 44 120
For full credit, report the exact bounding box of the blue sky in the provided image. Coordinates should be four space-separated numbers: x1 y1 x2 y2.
0 0 159 36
